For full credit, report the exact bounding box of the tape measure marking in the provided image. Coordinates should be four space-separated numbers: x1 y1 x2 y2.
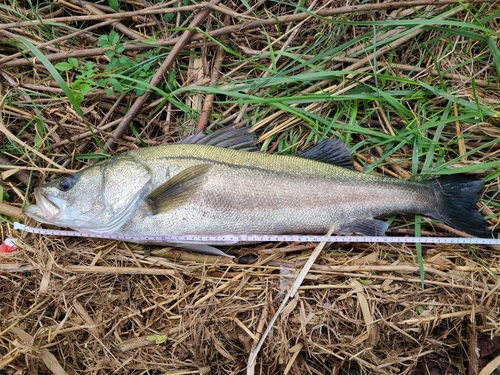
12 223 500 245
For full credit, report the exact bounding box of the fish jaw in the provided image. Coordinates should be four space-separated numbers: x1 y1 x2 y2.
23 187 79 225
24 187 65 219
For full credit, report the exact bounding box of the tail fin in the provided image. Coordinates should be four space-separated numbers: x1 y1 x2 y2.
428 174 491 238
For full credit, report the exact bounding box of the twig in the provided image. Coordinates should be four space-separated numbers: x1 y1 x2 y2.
400 309 474 325
152 248 236 265
0 29 60 53
140 0 163 30
0 2 254 32
0 0 491 32
0 19 115 65
77 0 145 41
105 0 223 150
9 327 68 375
1 0 494 69
0 155 30 185
195 14 229 133
62 265 176 275
0 109 67 172
0 202 24 220
468 318 479 375
247 225 336 368
251 4 466 140
75 298 105 335
454 102 467 162
265 261 495 289
0 297 51 338
0 263 37 272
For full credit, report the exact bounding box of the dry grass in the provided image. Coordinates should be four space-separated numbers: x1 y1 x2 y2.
1 0 500 374
2 238 500 374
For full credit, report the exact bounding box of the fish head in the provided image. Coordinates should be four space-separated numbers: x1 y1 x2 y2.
23 158 152 232
24 167 102 229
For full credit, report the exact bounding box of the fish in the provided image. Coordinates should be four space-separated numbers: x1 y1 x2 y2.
23 126 492 256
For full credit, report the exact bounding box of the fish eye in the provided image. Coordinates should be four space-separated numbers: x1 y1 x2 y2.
58 175 76 191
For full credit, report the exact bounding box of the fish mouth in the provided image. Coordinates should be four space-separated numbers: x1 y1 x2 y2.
23 188 67 221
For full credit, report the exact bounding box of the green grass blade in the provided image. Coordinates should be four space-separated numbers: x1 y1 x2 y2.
15 37 83 117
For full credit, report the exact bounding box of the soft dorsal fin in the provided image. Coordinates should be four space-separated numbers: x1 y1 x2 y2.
181 125 258 152
147 164 211 215
295 139 355 169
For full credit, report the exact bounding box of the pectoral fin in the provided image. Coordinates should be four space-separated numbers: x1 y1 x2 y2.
147 164 211 214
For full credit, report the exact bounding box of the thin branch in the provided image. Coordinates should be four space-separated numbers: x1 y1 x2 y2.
105 0 223 150
0 155 30 185
1 0 494 69
0 2 250 31
195 14 229 133
77 0 146 41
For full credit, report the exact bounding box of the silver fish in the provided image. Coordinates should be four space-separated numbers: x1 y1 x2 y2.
23 127 491 255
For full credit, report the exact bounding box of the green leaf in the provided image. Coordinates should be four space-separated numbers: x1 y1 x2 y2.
146 335 167 344
487 37 500 76
429 160 500 175
74 153 108 160
111 79 123 92
418 81 495 117
415 215 425 290
68 57 79 68
357 279 372 285
115 43 125 53
109 31 120 45
34 118 47 151
130 123 148 147
163 13 174 23
83 61 94 70
110 56 119 66
118 55 129 65
97 34 111 47
55 62 74 71
108 0 119 11
16 37 83 117
105 49 115 58
79 83 91 94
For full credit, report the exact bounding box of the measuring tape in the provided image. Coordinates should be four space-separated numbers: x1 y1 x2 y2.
12 223 500 245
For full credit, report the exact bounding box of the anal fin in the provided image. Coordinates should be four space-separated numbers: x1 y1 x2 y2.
171 243 232 257
337 219 389 236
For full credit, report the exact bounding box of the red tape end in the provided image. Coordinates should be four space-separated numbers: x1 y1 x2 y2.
1 238 17 253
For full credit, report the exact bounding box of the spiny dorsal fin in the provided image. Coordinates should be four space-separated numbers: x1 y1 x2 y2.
295 139 355 169
147 164 211 215
182 125 258 152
